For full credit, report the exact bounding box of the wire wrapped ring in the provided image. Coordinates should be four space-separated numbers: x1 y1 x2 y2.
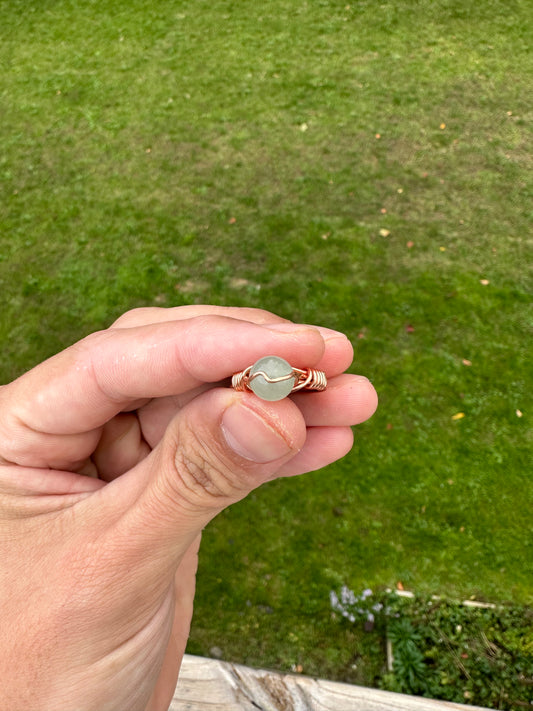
232 356 327 402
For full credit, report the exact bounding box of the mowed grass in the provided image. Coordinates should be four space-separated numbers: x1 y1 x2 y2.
1 0 532 689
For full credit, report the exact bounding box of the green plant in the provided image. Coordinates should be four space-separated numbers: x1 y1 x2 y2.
330 586 533 709
388 618 428 695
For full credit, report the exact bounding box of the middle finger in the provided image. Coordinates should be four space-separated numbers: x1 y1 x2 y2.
291 373 378 427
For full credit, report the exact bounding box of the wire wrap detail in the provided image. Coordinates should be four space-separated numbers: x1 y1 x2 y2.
232 365 327 394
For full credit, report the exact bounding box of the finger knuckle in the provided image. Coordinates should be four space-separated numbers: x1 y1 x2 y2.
170 435 246 510
109 307 153 328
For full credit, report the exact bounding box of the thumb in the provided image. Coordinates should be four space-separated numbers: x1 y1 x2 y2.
110 387 306 563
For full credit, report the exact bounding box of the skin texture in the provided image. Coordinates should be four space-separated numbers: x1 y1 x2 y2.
0 306 378 711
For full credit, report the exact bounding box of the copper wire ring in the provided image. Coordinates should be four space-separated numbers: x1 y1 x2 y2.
232 365 327 394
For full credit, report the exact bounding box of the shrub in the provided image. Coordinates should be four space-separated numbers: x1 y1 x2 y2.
330 586 533 709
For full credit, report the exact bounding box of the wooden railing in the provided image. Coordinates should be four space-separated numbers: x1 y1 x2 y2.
170 655 491 711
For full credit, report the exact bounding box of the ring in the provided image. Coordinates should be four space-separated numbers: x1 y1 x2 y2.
232 356 327 402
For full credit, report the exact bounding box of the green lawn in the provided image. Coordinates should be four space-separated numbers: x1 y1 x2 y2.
1 0 532 704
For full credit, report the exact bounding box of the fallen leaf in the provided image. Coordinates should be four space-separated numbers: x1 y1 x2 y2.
228 216 236 224
462 359 472 366
480 279 490 285
379 228 391 237
452 412 465 420
386 423 393 430
516 409 523 418
406 240 414 248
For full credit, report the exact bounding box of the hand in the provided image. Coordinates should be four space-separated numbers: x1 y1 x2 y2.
0 305 377 711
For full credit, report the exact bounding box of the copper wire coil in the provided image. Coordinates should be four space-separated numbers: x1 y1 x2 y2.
291 367 328 392
231 366 253 392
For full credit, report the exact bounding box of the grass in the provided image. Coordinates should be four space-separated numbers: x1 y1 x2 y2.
1 0 532 702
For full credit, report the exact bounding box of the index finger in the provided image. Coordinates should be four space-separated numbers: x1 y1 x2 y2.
110 305 290 329
0 316 332 436
110 305 354 374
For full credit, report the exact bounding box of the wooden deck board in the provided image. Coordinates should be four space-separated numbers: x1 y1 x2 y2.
170 655 492 711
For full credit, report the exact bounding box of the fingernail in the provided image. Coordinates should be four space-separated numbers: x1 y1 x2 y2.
313 326 350 341
221 403 293 463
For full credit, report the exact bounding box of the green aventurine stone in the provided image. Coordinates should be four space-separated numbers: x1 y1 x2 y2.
249 356 296 401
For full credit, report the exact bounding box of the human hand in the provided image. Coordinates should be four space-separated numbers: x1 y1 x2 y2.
0 305 377 711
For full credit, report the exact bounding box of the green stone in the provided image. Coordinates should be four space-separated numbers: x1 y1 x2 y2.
248 356 296 401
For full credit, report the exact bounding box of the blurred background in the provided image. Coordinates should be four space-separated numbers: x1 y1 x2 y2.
1 0 531 695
